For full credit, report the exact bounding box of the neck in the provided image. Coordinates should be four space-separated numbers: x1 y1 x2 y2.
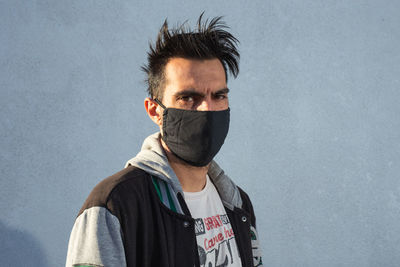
161 139 209 192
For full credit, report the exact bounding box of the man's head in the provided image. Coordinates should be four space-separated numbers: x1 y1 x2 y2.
143 15 239 167
142 14 240 103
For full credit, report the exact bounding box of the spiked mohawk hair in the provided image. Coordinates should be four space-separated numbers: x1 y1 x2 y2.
142 14 240 100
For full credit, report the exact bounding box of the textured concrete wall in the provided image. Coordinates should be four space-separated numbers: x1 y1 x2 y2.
1 1 399 266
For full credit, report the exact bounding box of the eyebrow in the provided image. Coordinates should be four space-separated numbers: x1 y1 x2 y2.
213 88 230 95
173 88 230 98
173 89 205 98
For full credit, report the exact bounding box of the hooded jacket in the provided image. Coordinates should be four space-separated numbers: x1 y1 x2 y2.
66 132 263 267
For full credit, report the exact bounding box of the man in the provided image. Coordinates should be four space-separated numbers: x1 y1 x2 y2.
66 15 263 267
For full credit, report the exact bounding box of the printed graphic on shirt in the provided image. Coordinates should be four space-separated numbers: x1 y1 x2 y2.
195 214 241 267
184 176 242 267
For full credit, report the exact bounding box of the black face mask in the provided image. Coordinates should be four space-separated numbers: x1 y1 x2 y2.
155 99 230 167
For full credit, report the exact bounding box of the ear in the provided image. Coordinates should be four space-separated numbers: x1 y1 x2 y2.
144 97 163 126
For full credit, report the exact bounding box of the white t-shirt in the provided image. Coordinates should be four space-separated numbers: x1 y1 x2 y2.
184 176 242 267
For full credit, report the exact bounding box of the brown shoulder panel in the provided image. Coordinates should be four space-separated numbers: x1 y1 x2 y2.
77 166 149 216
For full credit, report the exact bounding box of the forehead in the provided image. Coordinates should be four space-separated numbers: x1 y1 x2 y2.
163 58 226 91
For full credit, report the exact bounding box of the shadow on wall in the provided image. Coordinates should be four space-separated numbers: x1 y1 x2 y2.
0 220 49 267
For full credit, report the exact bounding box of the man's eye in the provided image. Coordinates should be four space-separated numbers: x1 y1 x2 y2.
179 96 194 102
215 94 227 100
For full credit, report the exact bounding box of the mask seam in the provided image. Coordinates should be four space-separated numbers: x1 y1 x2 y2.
177 110 183 152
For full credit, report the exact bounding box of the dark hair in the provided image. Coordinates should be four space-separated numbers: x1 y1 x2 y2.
142 14 240 100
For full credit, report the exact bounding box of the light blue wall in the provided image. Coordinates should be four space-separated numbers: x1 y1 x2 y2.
1 0 399 266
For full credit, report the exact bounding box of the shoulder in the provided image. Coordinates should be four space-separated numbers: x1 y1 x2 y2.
77 166 150 216
237 186 253 208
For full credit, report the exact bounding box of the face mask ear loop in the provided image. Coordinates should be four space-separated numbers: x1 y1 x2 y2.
153 98 167 109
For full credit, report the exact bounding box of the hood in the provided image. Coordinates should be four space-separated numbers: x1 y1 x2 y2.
125 132 183 194
125 132 242 210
